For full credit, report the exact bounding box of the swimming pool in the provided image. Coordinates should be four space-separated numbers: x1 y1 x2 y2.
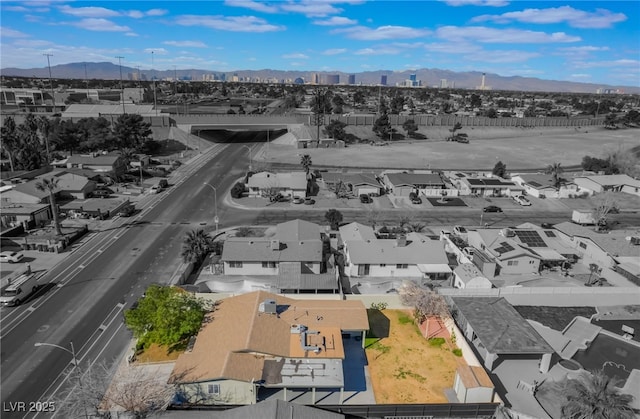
572 333 640 382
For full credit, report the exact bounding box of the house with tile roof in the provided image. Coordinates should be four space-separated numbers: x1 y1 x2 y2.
247 172 307 198
169 291 369 406
573 174 640 197
382 172 445 197
338 223 451 292
216 220 337 293
511 173 579 198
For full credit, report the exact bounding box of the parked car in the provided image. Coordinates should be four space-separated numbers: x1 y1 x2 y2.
150 185 161 194
512 195 531 206
483 205 503 213
411 197 422 204
359 194 372 204
292 197 304 204
0 251 24 263
304 198 316 205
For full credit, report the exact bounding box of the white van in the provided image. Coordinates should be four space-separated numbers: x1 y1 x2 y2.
0 273 40 306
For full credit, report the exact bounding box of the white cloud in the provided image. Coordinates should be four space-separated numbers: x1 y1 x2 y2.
570 74 591 79
464 49 540 63
126 10 145 19
1 27 30 38
224 0 279 14
290 62 306 67
423 41 480 54
0 41 134 69
559 46 610 53
12 39 54 47
164 40 208 48
472 6 627 29
176 15 285 32
281 2 343 17
444 0 509 7
322 48 347 55
58 5 120 18
125 32 139 37
146 9 168 17
436 26 580 43
144 48 169 55
3 6 29 12
71 18 131 32
355 46 403 55
333 25 431 40
313 16 357 26
573 59 640 69
282 53 309 59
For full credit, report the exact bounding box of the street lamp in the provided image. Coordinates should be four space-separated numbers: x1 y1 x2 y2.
203 183 218 233
34 341 89 419
241 145 253 171
116 55 125 115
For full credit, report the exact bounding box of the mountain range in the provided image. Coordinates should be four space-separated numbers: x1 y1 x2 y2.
2 61 638 94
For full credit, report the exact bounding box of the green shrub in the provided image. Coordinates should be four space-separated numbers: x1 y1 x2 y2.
428 337 446 347
398 313 413 324
370 302 388 310
452 348 463 357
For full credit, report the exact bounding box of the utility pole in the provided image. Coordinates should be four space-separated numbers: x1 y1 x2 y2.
152 51 158 116
136 66 142 104
83 62 88 89
174 65 179 115
116 56 126 115
43 53 55 114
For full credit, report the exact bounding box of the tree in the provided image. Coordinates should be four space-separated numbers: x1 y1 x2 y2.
300 154 312 174
545 162 564 189
0 117 18 171
390 95 405 114
592 191 618 230
581 156 618 174
324 120 347 141
561 369 635 419
372 113 392 139
311 88 332 140
485 107 498 118
469 93 482 108
331 94 345 114
448 122 463 141
492 161 507 178
181 229 213 264
113 113 152 151
230 182 245 198
35 177 63 236
353 90 365 105
325 209 343 230
333 179 350 199
399 282 450 328
604 113 618 129
407 222 426 233
124 285 206 350
402 119 418 138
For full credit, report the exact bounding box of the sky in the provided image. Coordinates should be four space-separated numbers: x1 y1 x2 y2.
1 0 639 86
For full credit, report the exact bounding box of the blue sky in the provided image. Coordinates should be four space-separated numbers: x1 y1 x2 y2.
1 0 639 86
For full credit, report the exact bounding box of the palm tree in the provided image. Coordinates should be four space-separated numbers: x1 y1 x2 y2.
300 154 312 175
181 229 213 264
546 162 564 190
561 369 635 419
35 177 63 236
36 116 52 164
0 117 18 172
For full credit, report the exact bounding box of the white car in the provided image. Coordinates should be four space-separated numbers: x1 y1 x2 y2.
453 225 468 239
513 195 531 206
0 251 24 263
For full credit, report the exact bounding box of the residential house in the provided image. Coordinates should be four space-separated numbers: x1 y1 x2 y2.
217 220 336 293
448 297 554 373
0 203 51 231
339 223 451 293
453 263 493 289
169 291 369 405
382 172 446 197
552 221 640 285
467 229 542 276
511 173 579 198
47 171 96 199
161 399 346 419
0 182 50 205
320 172 383 196
66 154 127 176
573 174 640 197
247 172 307 199
455 176 523 197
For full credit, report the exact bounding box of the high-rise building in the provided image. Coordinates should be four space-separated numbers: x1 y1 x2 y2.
381 75 387 86
312 73 320 84
326 74 340 85
409 74 417 82
348 74 356 85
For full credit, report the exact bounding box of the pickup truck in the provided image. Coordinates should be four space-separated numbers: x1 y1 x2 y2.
0 273 40 306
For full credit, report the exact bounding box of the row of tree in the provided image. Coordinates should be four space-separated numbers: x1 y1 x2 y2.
1 114 153 172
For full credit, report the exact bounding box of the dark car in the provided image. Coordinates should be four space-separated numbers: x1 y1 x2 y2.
411 197 422 204
118 206 136 217
359 194 372 204
304 198 316 205
483 205 503 213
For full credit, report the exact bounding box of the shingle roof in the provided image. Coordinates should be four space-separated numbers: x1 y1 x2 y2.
515 173 571 189
66 154 121 166
170 291 368 384
345 237 449 265
276 219 321 241
451 297 554 354
386 172 444 187
221 238 322 262
247 172 307 190
553 222 640 258
338 222 377 242
577 174 640 188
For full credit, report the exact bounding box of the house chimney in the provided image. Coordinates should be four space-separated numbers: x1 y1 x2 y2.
270 240 280 250
396 235 407 247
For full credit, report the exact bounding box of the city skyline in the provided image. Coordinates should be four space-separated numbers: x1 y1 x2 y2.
1 0 639 87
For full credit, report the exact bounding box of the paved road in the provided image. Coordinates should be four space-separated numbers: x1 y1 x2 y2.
0 143 250 418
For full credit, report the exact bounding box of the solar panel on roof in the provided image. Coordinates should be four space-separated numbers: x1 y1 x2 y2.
494 241 516 254
515 230 547 247
544 231 556 238
528 181 542 187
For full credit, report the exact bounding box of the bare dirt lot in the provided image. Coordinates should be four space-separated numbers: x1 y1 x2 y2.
256 126 639 171
365 309 460 403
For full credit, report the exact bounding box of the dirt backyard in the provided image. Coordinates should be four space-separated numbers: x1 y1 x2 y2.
365 309 461 403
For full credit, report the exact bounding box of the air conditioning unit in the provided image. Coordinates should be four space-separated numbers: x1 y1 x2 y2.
630 236 640 246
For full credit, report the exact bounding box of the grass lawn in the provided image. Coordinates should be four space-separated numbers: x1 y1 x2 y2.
426 197 467 207
365 309 460 403
514 306 597 331
134 343 183 363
